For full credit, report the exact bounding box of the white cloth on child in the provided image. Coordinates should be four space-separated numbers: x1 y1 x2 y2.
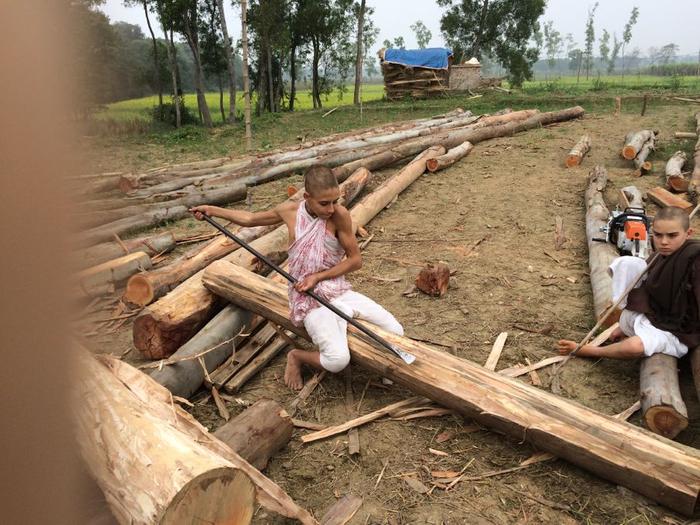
609 256 688 358
303 290 404 373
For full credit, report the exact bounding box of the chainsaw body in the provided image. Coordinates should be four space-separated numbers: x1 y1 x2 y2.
602 207 652 259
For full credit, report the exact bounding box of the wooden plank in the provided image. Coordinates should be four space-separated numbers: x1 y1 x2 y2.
344 368 360 455
223 335 290 393
646 187 693 212
484 332 508 370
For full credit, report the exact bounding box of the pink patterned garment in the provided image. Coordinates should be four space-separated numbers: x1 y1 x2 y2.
288 202 351 326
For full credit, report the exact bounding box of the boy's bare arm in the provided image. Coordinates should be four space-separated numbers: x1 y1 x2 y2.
294 207 361 292
191 201 295 228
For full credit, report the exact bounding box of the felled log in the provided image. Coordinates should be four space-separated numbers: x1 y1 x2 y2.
585 166 619 319
333 107 583 181
76 349 317 524
425 141 473 172
565 135 591 167
633 138 655 175
75 184 247 230
666 151 689 192
640 354 688 439
75 349 256 524
620 186 644 209
74 252 151 297
213 399 293 471
646 187 693 212
415 263 450 296
118 158 250 192
133 167 376 359
73 232 176 271
688 112 700 197
201 261 700 517
674 132 697 139
622 130 656 160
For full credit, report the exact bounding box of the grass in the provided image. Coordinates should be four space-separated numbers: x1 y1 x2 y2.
518 74 700 95
97 84 387 123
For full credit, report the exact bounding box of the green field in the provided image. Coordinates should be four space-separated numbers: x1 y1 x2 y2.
98 84 387 123
518 74 700 94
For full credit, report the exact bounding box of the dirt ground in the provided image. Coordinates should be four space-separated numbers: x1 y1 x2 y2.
82 103 700 524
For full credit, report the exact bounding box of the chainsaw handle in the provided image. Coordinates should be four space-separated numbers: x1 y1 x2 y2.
592 237 608 243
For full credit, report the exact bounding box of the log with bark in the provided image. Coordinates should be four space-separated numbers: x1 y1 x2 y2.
633 138 655 175
201 261 700 517
620 186 644 209
674 131 697 140
73 231 176 271
646 187 693 212
640 354 688 439
425 141 473 173
332 107 583 181
133 167 375 359
565 135 591 167
76 349 318 524
621 130 656 160
585 166 619 319
75 183 247 230
666 151 689 192
74 251 151 297
213 398 294 471
688 112 700 198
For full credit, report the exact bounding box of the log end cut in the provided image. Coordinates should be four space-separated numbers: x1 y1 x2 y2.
133 313 194 360
124 273 155 307
643 406 689 440
566 155 582 168
622 146 638 160
425 158 439 172
667 175 689 193
415 263 450 297
158 467 256 525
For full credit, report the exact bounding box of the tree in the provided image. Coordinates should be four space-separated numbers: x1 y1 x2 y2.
161 0 214 127
437 0 546 87
410 20 432 49
598 28 609 72
382 39 392 49
621 6 639 77
583 2 598 80
393 36 406 49
214 0 237 122
154 1 182 127
353 0 366 105
543 20 562 72
199 0 228 121
608 33 621 73
240 0 252 148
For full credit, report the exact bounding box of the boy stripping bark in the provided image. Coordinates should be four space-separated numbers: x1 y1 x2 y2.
557 206 700 359
191 166 403 390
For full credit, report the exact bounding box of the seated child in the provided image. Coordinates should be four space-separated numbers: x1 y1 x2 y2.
192 166 403 389
557 206 700 359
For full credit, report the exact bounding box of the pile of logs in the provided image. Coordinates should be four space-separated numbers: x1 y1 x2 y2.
621 129 657 176
378 49 449 101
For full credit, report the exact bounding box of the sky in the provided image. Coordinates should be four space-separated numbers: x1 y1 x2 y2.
99 0 700 57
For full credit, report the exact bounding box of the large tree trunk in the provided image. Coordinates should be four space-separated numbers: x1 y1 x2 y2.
77 349 317 524
203 262 700 517
215 0 236 122
143 1 163 115
353 0 366 105
289 43 297 111
75 350 256 524
566 135 591 167
213 399 293 471
585 166 619 319
241 0 252 149
312 40 321 109
640 354 688 439
76 186 246 247
73 231 175 271
75 184 246 229
688 112 700 198
75 252 151 296
133 168 373 359
332 107 583 181
666 150 688 192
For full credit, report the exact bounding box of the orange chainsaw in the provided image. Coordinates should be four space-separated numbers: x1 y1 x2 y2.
594 207 651 259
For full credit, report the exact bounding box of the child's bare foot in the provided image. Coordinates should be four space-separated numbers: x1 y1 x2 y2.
284 350 304 391
556 339 595 356
609 326 625 342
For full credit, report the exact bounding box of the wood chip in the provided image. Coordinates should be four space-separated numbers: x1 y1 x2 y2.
484 332 508 370
211 387 230 421
431 470 460 479
428 447 449 457
403 477 429 494
435 430 455 443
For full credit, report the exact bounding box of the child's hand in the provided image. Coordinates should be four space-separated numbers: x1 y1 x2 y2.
190 205 214 220
294 274 320 292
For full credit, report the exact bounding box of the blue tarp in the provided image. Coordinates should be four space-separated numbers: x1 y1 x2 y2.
383 48 453 70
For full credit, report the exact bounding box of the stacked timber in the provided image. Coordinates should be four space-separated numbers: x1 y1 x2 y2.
75 349 316 524
201 261 700 517
379 49 449 100
621 130 657 175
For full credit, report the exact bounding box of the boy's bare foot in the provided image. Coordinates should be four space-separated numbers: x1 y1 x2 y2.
609 326 625 342
284 350 304 391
